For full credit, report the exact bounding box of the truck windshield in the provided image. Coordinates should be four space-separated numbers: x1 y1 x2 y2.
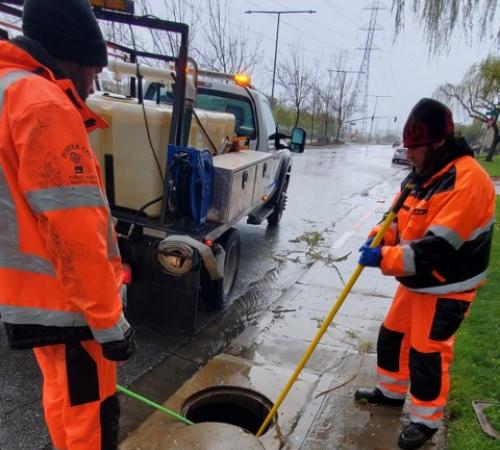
144 83 256 140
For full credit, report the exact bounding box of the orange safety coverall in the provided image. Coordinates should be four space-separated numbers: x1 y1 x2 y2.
369 154 495 429
0 40 127 449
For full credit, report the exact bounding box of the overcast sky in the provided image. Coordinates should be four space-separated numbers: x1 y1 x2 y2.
146 0 498 134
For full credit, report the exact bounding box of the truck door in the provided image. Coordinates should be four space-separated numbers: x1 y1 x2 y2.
255 94 282 186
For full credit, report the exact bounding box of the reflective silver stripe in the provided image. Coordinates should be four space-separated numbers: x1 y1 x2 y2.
0 168 56 276
411 270 487 294
427 225 464 250
378 373 409 387
91 313 130 344
402 244 416 275
469 218 495 241
408 403 444 417
0 304 86 327
408 415 441 429
376 384 406 400
26 186 105 213
0 70 35 110
106 215 120 260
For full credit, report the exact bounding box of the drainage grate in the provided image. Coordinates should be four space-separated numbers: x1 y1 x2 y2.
181 385 276 435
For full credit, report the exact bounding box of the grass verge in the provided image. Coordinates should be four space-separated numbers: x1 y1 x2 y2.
446 196 500 449
478 155 500 177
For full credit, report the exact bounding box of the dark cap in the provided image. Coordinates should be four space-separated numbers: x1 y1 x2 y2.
22 0 108 68
403 98 454 148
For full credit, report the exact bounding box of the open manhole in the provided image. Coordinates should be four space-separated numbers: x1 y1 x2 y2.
180 385 276 436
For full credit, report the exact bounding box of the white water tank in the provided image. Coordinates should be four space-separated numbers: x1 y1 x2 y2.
87 93 235 217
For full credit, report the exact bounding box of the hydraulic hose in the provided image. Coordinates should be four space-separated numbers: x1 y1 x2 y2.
256 178 416 437
116 384 193 425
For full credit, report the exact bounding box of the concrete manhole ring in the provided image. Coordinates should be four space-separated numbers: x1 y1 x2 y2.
180 385 276 436
154 422 265 449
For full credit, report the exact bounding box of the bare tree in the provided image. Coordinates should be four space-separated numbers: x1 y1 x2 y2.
438 56 500 160
329 54 358 142
318 73 336 144
195 0 262 74
142 0 202 63
276 47 314 127
99 0 201 68
392 0 499 54
308 84 322 143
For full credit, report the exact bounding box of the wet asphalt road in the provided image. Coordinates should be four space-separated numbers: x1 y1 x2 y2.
0 144 410 450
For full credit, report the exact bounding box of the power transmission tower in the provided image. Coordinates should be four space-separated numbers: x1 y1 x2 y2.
354 1 386 134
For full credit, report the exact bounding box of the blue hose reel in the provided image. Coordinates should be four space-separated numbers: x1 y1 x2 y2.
168 145 213 229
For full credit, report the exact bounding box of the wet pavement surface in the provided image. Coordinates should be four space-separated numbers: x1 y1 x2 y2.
121 145 442 450
0 144 417 449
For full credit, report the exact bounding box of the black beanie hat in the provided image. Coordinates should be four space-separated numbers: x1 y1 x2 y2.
22 0 108 68
403 98 454 148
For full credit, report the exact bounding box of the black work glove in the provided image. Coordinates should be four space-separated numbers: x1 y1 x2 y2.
102 327 136 361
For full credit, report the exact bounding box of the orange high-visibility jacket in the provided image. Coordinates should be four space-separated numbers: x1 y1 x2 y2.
0 41 128 345
377 155 495 294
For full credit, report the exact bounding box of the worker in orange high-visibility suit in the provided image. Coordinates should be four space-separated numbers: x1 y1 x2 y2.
355 98 495 450
0 1 135 449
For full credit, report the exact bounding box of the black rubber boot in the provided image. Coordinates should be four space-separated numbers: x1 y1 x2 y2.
354 387 405 407
398 422 437 449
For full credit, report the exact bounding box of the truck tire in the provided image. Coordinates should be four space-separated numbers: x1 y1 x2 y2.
267 173 289 227
204 228 240 310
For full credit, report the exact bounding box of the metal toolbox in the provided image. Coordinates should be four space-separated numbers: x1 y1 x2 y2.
252 157 276 205
208 150 273 224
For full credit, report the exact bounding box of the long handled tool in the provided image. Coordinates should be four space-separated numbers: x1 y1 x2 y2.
255 180 415 437
116 384 194 425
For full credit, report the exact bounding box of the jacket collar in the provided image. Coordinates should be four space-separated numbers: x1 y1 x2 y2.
1 38 107 132
420 154 471 189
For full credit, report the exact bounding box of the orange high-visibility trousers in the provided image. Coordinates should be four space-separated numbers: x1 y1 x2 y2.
33 340 118 450
376 284 474 429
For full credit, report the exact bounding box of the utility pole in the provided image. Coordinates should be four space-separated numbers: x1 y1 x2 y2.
353 1 386 135
244 9 316 107
368 94 391 142
327 69 364 141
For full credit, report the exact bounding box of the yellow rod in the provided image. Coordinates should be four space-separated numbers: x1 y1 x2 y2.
256 210 397 437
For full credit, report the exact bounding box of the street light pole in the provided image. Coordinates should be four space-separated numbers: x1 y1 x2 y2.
327 69 364 141
245 9 316 107
368 94 391 143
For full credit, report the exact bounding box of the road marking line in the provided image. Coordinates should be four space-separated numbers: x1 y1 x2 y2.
331 205 378 249
332 231 354 249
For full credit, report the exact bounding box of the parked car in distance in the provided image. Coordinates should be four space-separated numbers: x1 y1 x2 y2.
392 145 410 165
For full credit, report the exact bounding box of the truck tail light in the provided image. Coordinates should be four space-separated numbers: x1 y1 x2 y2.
122 263 132 285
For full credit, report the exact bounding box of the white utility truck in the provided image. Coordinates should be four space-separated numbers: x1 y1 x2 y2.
0 1 307 334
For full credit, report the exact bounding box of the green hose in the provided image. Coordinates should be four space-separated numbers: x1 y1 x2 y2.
116 384 194 426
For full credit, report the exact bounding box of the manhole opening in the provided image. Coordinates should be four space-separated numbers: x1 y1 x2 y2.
181 386 276 436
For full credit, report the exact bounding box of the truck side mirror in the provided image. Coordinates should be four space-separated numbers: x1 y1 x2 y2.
290 127 306 153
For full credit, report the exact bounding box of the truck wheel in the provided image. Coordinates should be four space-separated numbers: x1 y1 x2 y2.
267 174 289 227
205 228 240 310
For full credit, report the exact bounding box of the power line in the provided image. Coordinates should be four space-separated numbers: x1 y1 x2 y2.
320 0 360 26
273 0 356 39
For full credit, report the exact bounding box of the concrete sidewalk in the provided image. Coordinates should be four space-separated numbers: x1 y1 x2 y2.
120 233 444 449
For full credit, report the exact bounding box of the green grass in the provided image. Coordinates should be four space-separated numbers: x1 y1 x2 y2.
446 196 500 450
478 155 500 177
483 404 500 431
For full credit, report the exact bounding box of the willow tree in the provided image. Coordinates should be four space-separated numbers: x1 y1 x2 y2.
438 56 500 160
392 0 499 54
